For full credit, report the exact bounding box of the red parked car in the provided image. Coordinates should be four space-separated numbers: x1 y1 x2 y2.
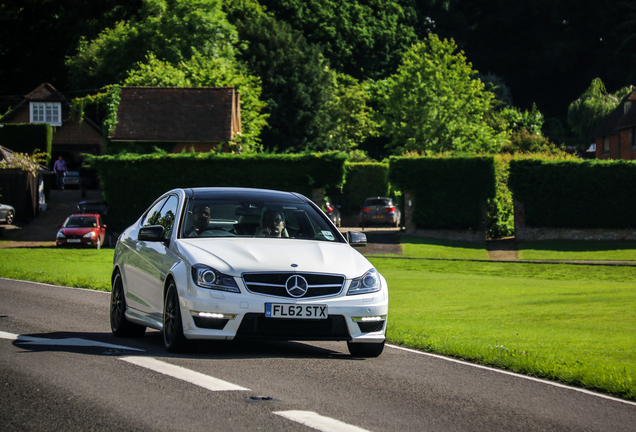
56 213 107 249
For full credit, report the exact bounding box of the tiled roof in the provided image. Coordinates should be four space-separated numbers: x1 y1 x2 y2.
593 88 636 137
25 83 67 102
109 87 241 142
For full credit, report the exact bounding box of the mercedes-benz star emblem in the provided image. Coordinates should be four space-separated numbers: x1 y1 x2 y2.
285 275 308 298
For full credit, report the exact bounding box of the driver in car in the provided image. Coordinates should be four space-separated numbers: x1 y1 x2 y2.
186 204 211 237
259 210 287 237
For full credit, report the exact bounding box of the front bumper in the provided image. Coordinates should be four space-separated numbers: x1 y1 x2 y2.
178 281 388 343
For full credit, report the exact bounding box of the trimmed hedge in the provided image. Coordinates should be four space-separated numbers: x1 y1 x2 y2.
327 162 390 214
508 159 636 229
389 156 496 230
86 152 347 230
0 123 53 165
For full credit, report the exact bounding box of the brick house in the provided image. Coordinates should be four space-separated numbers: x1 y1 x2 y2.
593 88 636 160
0 83 104 169
109 87 242 153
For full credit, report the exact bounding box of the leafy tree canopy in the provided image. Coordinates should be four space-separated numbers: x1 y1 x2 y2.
567 78 633 140
257 0 429 80
377 33 507 154
225 0 334 152
66 0 240 90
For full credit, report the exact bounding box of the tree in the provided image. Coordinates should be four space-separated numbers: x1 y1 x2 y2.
225 0 335 152
0 0 142 108
65 0 240 90
124 51 267 152
378 34 507 154
309 72 378 152
257 0 428 80
567 78 633 140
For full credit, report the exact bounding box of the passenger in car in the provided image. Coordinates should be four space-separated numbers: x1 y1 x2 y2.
186 204 211 237
259 210 288 237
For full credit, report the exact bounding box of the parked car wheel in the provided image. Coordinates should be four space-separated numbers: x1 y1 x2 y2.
110 272 146 337
163 281 191 353
347 341 385 357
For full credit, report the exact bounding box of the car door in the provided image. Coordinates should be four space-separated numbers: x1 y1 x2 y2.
124 195 180 324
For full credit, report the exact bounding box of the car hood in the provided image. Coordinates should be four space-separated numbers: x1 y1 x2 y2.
175 238 372 278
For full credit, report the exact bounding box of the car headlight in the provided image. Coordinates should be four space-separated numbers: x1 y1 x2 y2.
56 231 65 239
83 232 96 238
347 268 381 295
191 264 240 293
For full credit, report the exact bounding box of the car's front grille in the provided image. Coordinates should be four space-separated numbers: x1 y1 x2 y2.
236 313 350 340
242 272 344 298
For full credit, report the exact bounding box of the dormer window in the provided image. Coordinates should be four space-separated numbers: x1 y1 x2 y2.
624 101 632 115
30 102 61 126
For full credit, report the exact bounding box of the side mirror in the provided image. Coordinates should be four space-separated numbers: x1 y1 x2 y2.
138 225 165 242
347 230 367 247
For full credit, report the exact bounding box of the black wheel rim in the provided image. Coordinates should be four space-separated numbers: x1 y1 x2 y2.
111 275 124 330
164 287 177 345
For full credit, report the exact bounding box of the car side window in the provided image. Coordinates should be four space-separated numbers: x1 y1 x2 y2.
156 195 178 238
143 195 178 239
142 198 168 227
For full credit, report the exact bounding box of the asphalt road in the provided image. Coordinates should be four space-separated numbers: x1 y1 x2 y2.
1 278 635 431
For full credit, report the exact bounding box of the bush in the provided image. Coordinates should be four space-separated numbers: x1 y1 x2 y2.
86 151 347 230
389 156 496 230
509 159 636 229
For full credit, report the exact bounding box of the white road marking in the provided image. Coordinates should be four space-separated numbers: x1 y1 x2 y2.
120 356 250 392
274 411 371 432
387 344 636 407
0 330 144 351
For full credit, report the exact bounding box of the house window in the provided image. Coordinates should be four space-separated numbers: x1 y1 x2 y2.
633 128 636 150
603 137 610 153
30 102 61 126
625 101 632 114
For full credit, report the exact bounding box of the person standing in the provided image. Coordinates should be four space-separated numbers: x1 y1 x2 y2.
53 156 68 190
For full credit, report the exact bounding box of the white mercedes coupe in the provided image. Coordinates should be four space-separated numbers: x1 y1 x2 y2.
110 187 388 357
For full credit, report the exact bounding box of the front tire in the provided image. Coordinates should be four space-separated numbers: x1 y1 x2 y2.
110 272 146 337
163 281 191 353
347 341 385 358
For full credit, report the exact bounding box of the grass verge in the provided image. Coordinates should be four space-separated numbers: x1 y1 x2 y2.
370 257 636 400
0 248 113 291
518 240 636 261
400 235 489 260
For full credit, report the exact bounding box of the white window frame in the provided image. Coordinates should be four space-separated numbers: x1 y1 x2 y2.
30 102 62 126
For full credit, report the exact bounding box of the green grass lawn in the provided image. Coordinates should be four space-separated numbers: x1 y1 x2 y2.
0 248 114 291
370 257 636 400
400 235 489 260
0 244 635 400
518 240 636 261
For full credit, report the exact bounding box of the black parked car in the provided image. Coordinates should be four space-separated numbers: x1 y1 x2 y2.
359 197 401 227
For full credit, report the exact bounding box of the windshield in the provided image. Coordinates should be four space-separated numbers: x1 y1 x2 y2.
179 198 342 242
64 216 97 228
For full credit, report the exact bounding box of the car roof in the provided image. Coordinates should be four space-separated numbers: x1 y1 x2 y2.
185 187 307 203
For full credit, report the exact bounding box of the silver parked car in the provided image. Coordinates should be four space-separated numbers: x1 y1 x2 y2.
0 203 15 225
359 197 401 227
110 187 389 356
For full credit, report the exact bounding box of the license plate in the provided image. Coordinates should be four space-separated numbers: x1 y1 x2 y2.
67 239 81 243
66 179 79 184
265 303 328 319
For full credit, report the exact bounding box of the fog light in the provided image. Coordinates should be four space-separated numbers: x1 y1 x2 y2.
352 315 386 322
